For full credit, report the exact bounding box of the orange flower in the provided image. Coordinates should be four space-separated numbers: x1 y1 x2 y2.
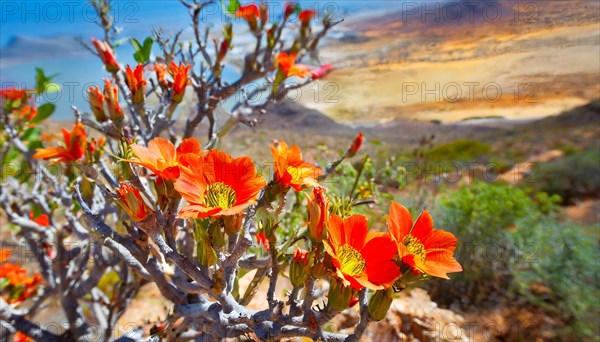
174 150 266 218
88 86 107 122
293 247 309 265
92 38 120 73
126 137 203 180
18 105 37 121
115 182 153 222
14 332 33 342
256 232 270 251
125 64 147 104
0 249 10 263
0 263 25 285
103 79 123 123
169 61 190 103
324 214 400 290
276 52 310 78
235 4 260 29
387 202 462 279
307 186 328 242
347 132 364 157
30 212 49 227
0 87 26 101
33 122 87 163
271 140 322 191
154 63 168 86
298 9 316 25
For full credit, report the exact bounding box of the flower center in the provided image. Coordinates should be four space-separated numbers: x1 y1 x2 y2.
403 235 426 263
286 166 304 183
337 244 366 276
204 182 236 209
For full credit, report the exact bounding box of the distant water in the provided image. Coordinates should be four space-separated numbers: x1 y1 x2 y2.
0 0 405 119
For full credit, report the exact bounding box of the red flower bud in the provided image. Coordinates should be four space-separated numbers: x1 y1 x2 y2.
103 79 123 123
307 186 328 242
256 232 270 251
115 182 152 222
235 4 260 30
92 38 120 73
311 64 334 79
298 9 316 26
347 132 363 157
290 247 310 287
284 3 297 19
125 64 147 104
88 86 107 122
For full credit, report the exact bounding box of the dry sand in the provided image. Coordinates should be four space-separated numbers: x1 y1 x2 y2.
299 3 600 124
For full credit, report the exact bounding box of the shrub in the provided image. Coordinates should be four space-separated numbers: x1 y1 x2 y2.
431 182 558 302
426 139 491 163
510 219 600 339
526 148 600 203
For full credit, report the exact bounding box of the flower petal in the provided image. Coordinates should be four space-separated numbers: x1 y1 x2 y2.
387 201 413 243
344 215 368 250
326 214 345 248
412 210 434 242
176 137 202 157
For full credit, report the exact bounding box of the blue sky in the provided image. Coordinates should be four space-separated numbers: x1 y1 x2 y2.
0 0 397 118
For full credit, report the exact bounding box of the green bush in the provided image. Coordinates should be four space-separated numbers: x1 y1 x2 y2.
426 139 491 162
510 220 600 339
527 148 600 203
431 182 559 302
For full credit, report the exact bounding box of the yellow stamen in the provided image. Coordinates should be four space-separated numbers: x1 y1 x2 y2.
204 182 236 209
403 235 426 263
337 244 366 276
286 166 305 183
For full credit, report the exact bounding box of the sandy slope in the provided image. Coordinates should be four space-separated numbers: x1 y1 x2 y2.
300 1 600 123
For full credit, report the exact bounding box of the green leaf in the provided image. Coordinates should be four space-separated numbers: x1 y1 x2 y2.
129 38 143 63
35 68 58 95
221 0 241 17
30 103 55 124
44 82 62 94
21 127 41 143
130 38 142 52
141 37 153 62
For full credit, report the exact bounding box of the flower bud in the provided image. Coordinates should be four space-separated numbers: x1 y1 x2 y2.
88 86 107 122
298 9 316 27
208 220 227 248
92 38 120 73
368 287 394 321
193 219 217 267
307 186 328 242
223 213 244 234
154 63 168 87
259 3 269 24
168 62 190 104
217 39 231 63
115 182 152 222
235 4 260 31
290 247 310 287
347 132 364 157
311 64 334 80
125 64 147 104
283 3 297 20
103 79 124 124
256 232 270 251
328 277 356 312
311 258 327 278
